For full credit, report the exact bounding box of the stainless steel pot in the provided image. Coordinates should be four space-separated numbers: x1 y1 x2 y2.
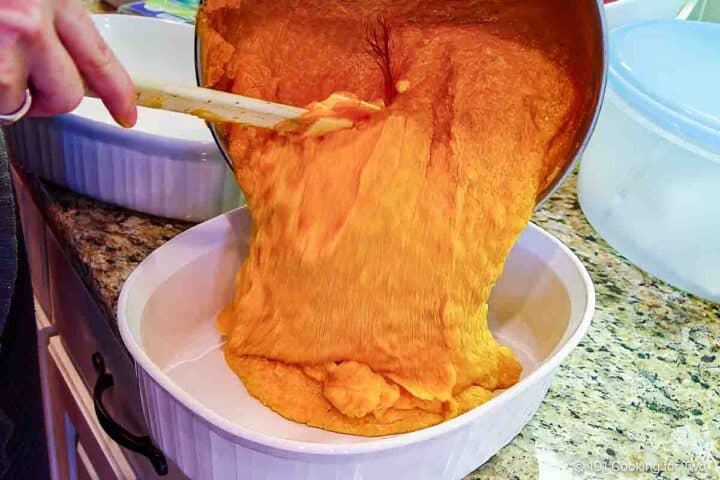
194 0 608 207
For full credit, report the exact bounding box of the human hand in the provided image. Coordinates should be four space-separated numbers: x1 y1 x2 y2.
0 0 137 126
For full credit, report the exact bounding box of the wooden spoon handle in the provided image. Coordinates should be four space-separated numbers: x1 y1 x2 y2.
85 78 307 128
132 78 307 128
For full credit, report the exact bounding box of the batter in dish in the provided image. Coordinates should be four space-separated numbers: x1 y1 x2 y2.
199 0 589 435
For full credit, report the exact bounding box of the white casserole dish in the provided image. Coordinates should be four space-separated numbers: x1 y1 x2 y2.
118 208 595 480
3 15 242 222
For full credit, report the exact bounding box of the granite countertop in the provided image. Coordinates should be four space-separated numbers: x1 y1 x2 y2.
25 172 720 479
30 178 192 332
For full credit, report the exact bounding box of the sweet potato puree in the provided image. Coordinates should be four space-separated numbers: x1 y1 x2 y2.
199 0 589 436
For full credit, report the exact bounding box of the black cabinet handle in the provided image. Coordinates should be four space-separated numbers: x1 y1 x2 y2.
92 353 169 476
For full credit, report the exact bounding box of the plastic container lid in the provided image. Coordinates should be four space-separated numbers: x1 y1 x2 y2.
610 20 720 153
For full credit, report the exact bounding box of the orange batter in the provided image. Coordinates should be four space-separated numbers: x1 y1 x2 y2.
199 0 588 436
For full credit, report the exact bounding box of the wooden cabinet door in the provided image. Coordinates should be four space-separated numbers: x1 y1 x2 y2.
10 163 52 314
45 336 136 480
75 442 101 480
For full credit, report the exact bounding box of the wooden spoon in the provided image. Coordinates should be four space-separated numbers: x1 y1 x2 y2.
86 77 382 135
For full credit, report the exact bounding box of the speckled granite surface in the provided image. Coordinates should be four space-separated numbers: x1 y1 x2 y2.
27 172 720 479
471 175 720 480
29 178 192 330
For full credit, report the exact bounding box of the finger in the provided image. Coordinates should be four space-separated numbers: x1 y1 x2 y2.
55 5 137 127
0 0 44 41
0 31 29 115
26 28 85 117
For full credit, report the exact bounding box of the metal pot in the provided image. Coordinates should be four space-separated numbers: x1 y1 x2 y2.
194 0 608 207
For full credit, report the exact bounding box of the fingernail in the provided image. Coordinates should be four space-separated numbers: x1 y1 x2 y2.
116 106 137 129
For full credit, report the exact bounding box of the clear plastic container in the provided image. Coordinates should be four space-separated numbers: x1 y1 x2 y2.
679 0 720 22
579 20 720 302
604 0 689 29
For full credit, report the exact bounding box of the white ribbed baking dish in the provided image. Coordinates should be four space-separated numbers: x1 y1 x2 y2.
3 15 241 222
118 208 595 480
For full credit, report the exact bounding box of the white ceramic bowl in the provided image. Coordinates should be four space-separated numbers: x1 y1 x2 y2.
3 15 241 221
118 208 595 480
